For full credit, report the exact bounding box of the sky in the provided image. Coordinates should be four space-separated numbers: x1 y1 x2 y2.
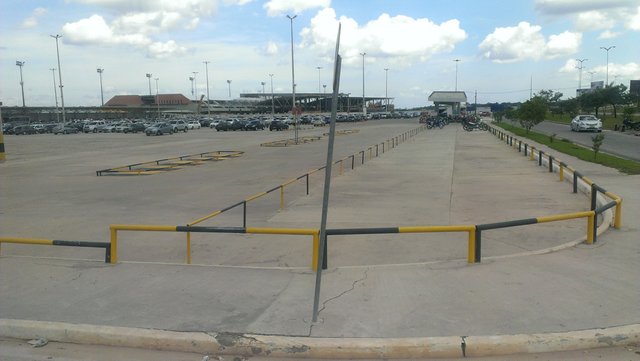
1 0 639 109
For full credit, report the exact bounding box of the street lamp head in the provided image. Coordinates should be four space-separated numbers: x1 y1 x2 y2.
227 80 231 84
146 73 152 78
286 14 297 20
97 68 103 73
189 76 194 81
16 61 24 66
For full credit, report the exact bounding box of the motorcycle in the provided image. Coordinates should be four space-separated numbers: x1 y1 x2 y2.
462 118 486 131
623 118 640 131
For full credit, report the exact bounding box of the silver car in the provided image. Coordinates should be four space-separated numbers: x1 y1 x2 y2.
570 115 602 132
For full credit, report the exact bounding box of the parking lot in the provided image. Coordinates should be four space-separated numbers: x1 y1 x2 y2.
1 118 638 352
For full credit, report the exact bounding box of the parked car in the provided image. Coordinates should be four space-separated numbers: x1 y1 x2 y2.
169 119 188 132
570 115 602 132
269 120 289 131
12 125 37 135
215 120 232 131
83 120 106 133
187 120 201 129
145 122 174 136
3 124 15 134
52 124 79 134
122 123 146 133
244 119 264 131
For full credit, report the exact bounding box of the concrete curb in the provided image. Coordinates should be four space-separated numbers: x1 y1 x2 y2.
1 319 639 359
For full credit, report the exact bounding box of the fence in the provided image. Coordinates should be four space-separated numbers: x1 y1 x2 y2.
1 124 622 266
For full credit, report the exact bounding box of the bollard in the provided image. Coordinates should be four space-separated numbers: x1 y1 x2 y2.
573 171 578 193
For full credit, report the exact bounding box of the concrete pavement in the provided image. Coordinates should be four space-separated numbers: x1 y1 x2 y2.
1 122 639 358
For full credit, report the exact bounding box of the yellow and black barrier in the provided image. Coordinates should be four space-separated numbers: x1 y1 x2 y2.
0 237 111 263
474 211 595 262
487 125 622 233
189 126 428 229
96 151 243 176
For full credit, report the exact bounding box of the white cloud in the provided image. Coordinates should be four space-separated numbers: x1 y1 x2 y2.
299 8 467 65
628 6 640 30
264 0 331 17
21 7 47 28
598 30 621 38
263 40 279 55
479 22 581 63
534 0 637 15
62 0 224 57
575 10 616 30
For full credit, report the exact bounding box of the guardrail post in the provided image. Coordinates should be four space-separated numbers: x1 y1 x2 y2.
518 141 522 152
529 147 535 160
587 212 595 244
280 186 284 210
573 171 578 193
186 231 192 264
361 150 365 164
312 232 319 271
614 200 622 229
538 150 543 166
474 228 481 263
382 142 385 153
468 228 476 264
549 156 554 173
559 163 564 181
109 227 118 264
339 160 344 175
524 143 528 156
306 173 310 195
322 234 328 270
351 154 355 169
590 183 597 211
376 144 379 157
243 201 247 228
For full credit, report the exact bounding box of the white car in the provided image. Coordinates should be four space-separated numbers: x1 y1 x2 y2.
570 115 602 132
187 120 201 129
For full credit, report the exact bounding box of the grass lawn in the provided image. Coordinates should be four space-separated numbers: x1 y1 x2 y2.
493 122 640 175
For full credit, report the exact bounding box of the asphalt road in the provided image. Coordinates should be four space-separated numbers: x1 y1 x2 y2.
531 120 640 161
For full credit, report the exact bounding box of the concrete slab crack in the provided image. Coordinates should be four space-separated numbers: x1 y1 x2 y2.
309 268 369 336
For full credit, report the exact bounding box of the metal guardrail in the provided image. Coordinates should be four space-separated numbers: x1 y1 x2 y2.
487 125 623 239
1 124 621 266
95 151 244 176
0 237 111 263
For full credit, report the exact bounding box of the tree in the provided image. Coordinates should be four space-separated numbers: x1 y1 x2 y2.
591 133 605 160
601 84 627 118
579 90 606 117
517 96 547 133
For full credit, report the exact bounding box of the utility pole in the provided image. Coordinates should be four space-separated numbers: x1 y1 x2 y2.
16 61 25 107
575 58 588 90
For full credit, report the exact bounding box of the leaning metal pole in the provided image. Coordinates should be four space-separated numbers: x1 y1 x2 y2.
312 23 341 323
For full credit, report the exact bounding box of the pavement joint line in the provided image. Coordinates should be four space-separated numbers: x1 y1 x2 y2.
1 319 638 359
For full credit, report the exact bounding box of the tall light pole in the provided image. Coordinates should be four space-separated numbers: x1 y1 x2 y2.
261 81 266 97
600 46 615 87
50 68 60 123
16 61 25 107
96 68 104 106
269 74 275 119
287 14 298 143
575 58 588 89
146 73 152 95
155 77 160 118
360 52 366 115
323 84 326 112
316 66 322 112
453 59 461 91
384 68 389 112
226 80 231 98
587 70 596 84
192 71 199 101
50 34 66 124
203 61 210 115
189 76 195 98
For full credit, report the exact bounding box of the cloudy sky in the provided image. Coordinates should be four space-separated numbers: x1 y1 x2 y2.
1 0 639 108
